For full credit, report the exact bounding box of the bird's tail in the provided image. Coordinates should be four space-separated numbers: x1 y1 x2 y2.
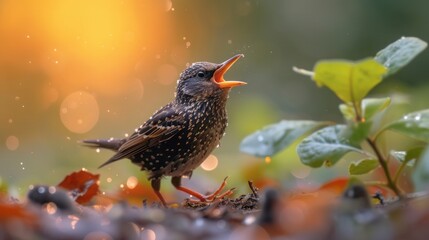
80 138 126 168
80 138 124 151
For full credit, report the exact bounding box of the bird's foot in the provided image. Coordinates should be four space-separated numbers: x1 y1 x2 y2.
186 177 235 203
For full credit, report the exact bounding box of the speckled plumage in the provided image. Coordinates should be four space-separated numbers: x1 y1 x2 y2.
83 54 245 206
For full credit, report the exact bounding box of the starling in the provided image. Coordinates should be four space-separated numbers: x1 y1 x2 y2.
83 54 246 206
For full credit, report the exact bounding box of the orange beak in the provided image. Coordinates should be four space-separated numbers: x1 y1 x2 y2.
213 54 247 89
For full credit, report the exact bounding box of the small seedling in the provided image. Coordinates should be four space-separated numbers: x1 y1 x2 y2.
241 37 428 198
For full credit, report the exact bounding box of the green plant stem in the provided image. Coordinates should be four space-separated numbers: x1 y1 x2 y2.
366 137 403 198
393 160 409 184
352 101 363 122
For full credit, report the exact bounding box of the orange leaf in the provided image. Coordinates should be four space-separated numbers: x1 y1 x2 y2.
319 177 393 198
319 177 349 195
58 170 100 204
0 202 37 226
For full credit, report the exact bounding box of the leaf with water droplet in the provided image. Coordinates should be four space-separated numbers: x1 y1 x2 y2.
349 158 379 175
240 120 330 157
383 109 429 142
375 37 427 76
297 125 364 168
391 147 423 167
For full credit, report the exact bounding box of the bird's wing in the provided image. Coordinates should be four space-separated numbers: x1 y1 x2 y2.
109 105 185 161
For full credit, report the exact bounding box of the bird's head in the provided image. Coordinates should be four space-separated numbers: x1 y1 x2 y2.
176 54 246 103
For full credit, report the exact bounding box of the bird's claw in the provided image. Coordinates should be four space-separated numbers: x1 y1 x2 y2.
187 177 234 203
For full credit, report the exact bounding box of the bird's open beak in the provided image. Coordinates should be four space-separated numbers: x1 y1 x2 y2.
213 54 247 89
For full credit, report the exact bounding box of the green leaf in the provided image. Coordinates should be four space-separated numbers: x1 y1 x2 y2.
297 125 364 168
343 121 372 145
313 58 387 103
391 147 424 167
349 159 379 175
240 120 329 157
339 103 355 120
375 37 427 76
412 146 429 191
362 97 391 120
384 109 429 142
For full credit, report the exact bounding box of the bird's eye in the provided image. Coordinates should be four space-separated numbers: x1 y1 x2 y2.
197 71 205 78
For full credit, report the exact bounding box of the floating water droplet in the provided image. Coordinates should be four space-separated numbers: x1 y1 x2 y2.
96 148 100 153
185 42 191 48
414 114 421 121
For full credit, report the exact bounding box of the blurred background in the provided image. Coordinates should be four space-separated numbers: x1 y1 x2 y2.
1 0 429 201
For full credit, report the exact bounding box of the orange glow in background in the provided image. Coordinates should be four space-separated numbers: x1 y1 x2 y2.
0 0 198 188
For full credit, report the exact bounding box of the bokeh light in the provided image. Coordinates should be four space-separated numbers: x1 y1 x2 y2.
60 91 99 134
201 155 219 171
291 166 312 179
5 135 19 151
126 176 138 189
141 228 156 240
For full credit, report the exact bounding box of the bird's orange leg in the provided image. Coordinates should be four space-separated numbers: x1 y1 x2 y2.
171 176 234 202
204 177 234 200
151 179 167 207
